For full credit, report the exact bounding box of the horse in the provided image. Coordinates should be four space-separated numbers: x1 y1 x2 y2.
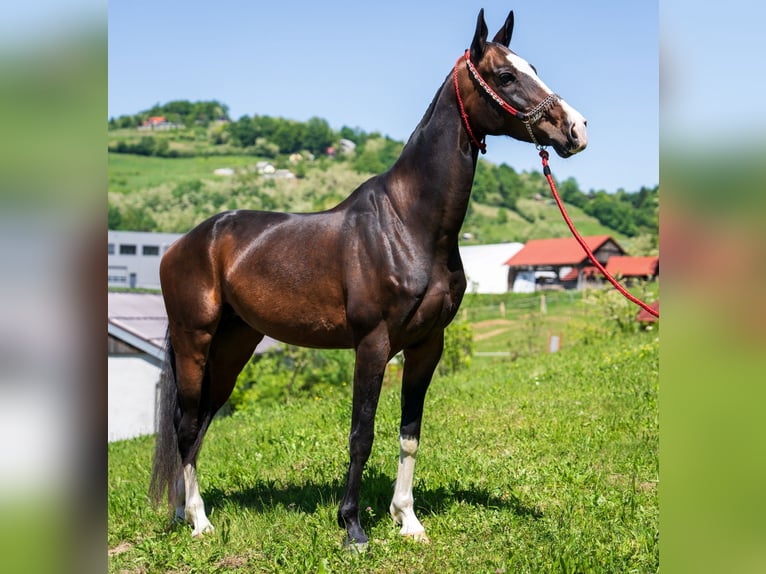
150 8 587 548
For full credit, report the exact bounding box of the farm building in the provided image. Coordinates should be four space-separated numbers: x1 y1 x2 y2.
108 292 277 442
459 242 524 293
604 255 659 281
504 235 627 291
108 292 167 442
108 230 183 289
560 255 659 288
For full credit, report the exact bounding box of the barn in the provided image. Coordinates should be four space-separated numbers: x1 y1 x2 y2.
504 235 626 291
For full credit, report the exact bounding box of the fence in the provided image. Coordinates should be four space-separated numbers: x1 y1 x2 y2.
460 290 579 323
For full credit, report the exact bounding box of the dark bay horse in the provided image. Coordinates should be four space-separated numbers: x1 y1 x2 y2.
150 8 587 547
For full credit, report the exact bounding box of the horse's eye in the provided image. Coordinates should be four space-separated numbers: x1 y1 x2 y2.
498 72 516 85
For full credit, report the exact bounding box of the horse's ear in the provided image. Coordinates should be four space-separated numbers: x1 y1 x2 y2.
491 10 514 47
470 8 488 63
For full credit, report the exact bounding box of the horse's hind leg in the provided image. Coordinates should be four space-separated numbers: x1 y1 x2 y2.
389 331 444 543
170 326 217 537
172 315 263 537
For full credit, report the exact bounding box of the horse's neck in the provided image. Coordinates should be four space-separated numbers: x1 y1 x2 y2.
385 79 478 249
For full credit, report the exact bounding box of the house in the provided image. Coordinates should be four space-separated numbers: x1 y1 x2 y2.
636 300 660 323
459 243 524 293
108 292 278 442
560 255 659 288
255 161 276 175
504 235 626 292
138 116 182 131
143 115 167 127
604 256 659 281
108 230 183 289
339 139 357 154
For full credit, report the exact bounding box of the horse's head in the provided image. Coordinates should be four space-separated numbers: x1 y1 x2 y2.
458 9 588 158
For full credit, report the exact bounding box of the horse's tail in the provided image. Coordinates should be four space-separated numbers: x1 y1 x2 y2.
149 329 181 507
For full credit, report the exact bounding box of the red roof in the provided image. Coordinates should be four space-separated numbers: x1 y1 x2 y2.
144 116 167 125
560 265 601 282
504 235 616 267
604 256 658 277
636 300 660 322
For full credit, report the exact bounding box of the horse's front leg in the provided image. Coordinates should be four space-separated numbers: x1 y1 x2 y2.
337 327 390 549
390 331 444 543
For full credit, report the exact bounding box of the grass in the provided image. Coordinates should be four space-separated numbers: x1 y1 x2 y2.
108 153 267 195
108 324 658 573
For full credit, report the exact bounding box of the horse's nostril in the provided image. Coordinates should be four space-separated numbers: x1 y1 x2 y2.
569 124 579 142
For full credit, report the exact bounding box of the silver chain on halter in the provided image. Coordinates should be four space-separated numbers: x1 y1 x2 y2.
519 92 560 149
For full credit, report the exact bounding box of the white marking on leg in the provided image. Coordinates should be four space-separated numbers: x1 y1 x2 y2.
390 436 429 542
183 463 214 537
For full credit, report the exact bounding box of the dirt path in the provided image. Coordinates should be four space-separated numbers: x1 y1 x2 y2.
473 319 515 341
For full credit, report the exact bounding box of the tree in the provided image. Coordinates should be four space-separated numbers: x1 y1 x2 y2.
496 163 522 209
108 204 122 229
272 120 304 153
471 160 500 204
303 117 334 156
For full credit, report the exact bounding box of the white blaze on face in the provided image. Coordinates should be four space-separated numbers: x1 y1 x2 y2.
506 50 588 151
506 51 553 95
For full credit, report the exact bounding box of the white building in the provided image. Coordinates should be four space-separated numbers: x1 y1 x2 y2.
108 230 183 289
459 243 524 294
108 292 278 442
108 292 168 442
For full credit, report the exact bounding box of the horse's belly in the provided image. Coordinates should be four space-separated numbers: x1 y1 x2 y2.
250 314 354 349
225 285 353 349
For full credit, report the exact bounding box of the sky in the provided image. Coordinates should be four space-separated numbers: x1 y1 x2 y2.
108 1 658 193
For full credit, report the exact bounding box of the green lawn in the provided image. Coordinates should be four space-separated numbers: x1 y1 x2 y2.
108 326 658 573
108 153 266 195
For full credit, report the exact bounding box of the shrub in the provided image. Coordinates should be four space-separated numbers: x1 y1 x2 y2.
438 318 475 375
568 283 657 346
227 318 474 413
228 347 353 412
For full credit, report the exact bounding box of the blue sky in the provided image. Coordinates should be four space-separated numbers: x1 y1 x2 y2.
108 1 658 193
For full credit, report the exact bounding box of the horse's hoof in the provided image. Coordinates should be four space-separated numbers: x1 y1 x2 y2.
191 523 214 538
403 530 430 544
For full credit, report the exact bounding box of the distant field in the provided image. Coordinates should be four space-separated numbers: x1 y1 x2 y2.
108 153 267 195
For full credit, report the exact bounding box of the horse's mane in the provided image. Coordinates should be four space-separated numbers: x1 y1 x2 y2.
402 72 453 148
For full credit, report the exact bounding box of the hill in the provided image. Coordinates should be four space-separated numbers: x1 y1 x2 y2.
108 100 658 252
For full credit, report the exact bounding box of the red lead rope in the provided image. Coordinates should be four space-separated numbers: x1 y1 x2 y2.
540 149 660 318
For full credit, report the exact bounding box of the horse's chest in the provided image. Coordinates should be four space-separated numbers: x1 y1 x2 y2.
405 268 466 334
